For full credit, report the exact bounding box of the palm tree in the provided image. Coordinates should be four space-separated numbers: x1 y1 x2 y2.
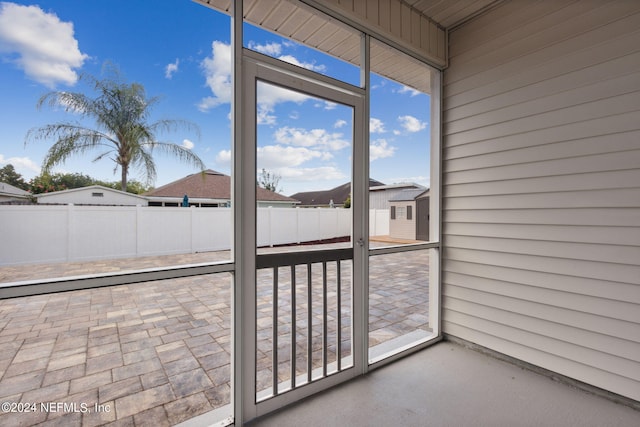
26 68 206 191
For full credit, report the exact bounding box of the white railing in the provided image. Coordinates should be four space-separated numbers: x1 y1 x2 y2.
0 205 389 266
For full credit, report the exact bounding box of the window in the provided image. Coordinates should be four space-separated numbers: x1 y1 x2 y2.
368 37 440 364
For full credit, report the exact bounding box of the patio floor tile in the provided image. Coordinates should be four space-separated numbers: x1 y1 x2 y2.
131 406 169 427
115 384 175 419
99 377 143 404
0 244 429 425
164 392 212 425
169 368 213 398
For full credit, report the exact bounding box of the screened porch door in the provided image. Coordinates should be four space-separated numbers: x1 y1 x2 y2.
241 50 367 418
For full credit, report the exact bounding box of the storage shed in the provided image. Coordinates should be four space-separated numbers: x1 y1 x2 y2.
389 189 429 241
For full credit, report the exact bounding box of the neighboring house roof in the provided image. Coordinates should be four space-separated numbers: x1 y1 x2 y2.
389 188 429 202
369 182 426 192
144 169 298 203
0 182 30 199
291 179 385 206
35 185 148 205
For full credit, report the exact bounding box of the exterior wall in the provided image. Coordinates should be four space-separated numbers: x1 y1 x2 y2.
36 187 147 206
389 201 416 240
442 0 640 401
369 189 392 210
0 182 30 202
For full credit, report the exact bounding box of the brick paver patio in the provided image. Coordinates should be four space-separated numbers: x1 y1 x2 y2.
0 243 430 426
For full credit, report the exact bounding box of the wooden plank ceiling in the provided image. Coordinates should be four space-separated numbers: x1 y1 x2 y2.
195 0 500 92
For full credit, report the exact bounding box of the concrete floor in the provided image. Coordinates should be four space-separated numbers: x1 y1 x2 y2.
247 341 640 427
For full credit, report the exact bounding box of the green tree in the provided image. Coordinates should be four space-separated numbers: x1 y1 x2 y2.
0 164 29 190
258 168 282 193
26 66 206 191
98 179 152 195
29 172 96 194
343 194 351 208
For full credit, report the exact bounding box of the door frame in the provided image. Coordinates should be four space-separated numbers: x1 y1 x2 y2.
238 49 368 419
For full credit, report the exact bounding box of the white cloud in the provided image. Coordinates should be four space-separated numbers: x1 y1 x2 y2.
257 82 309 125
248 41 282 56
257 145 328 169
199 40 324 121
247 41 326 73
334 119 347 128
0 154 41 176
274 127 349 151
398 115 427 133
398 85 421 97
277 166 346 181
370 139 396 161
0 2 88 88
257 108 277 126
370 118 385 134
198 41 231 112
277 54 326 73
257 81 309 107
323 101 337 110
215 149 231 167
181 139 194 150
165 58 179 79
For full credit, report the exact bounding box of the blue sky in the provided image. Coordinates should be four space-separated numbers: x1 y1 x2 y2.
0 0 430 195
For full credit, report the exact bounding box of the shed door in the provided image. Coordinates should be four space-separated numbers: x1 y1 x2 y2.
416 197 429 241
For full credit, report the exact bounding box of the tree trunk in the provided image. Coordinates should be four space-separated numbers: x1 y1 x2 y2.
121 166 127 192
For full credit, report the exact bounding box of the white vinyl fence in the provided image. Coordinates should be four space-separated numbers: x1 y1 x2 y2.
0 205 389 266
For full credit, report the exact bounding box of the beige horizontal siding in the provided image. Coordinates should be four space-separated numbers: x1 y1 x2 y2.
445 321 640 403
326 0 447 66
446 247 639 286
444 260 640 304
445 296 640 372
442 0 640 401
446 2 640 86
447 0 577 58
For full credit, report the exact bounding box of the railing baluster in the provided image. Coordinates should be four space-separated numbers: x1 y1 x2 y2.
290 264 296 389
322 261 328 378
336 260 342 371
307 263 312 383
255 247 353 397
272 267 278 396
